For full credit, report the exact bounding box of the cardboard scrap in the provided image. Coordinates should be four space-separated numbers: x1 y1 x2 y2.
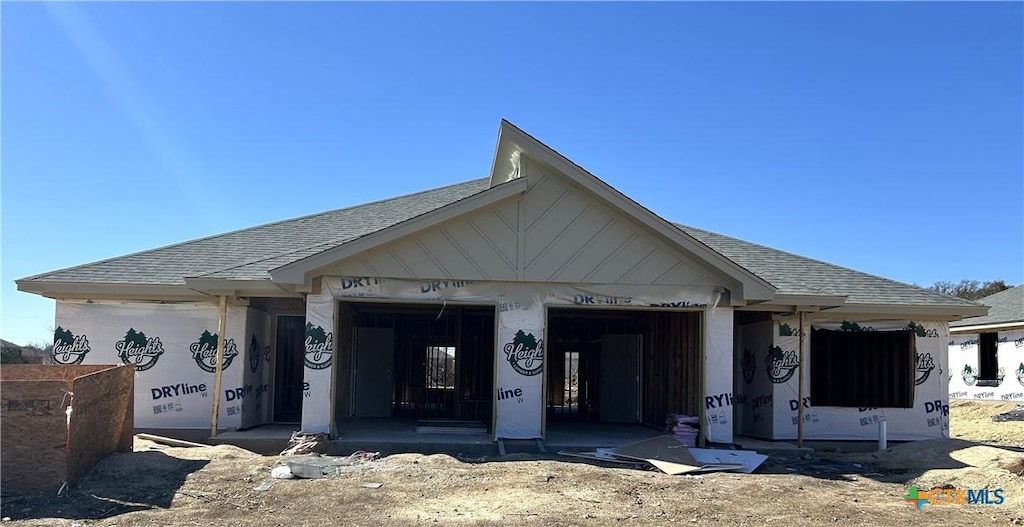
558 435 766 475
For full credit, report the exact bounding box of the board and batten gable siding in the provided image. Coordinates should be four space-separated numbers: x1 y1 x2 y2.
326 166 728 287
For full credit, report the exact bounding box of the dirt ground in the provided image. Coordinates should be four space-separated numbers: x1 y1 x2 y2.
3 401 1022 526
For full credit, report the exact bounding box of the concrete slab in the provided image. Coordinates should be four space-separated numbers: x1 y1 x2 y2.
733 435 813 456
208 419 669 458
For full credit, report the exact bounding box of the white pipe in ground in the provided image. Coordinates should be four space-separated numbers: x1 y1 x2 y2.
878 419 887 451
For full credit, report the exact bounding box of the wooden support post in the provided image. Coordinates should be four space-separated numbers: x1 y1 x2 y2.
210 295 228 437
797 310 805 448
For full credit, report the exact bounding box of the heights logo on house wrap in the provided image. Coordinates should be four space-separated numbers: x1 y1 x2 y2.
189 330 239 373
741 348 757 384
116 328 165 371
304 323 333 370
248 333 261 373
915 352 935 385
504 330 543 376
52 326 90 365
766 345 798 384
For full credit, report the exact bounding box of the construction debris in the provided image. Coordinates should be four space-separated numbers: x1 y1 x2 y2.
135 433 208 448
270 466 294 479
992 407 1024 422
558 435 767 475
274 451 382 480
362 482 384 489
665 414 700 447
280 431 328 456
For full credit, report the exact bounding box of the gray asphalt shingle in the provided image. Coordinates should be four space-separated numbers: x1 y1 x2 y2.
950 285 1024 327
20 177 980 310
21 178 490 285
676 224 980 308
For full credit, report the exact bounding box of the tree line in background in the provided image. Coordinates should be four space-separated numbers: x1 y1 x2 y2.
926 279 1013 301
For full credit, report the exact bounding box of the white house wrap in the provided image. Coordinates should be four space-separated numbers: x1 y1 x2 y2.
22 121 987 445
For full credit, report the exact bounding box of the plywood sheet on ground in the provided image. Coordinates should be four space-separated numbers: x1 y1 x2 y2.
0 380 69 495
66 365 134 485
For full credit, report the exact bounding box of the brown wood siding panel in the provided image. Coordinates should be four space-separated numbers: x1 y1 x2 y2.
0 380 69 495
643 312 702 427
336 302 354 421
66 365 135 485
0 364 111 382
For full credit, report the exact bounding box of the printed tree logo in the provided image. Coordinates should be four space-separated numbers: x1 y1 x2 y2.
914 351 935 385
52 326 90 365
304 323 333 370
115 327 165 371
189 330 239 373
961 364 977 386
503 330 543 376
905 321 937 338
741 348 757 384
778 323 796 337
1016 363 1024 387
249 333 261 373
765 344 798 384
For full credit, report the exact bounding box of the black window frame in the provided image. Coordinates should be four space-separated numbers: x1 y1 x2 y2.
977 332 999 386
810 328 915 408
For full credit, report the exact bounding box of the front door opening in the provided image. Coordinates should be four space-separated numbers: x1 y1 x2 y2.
547 309 702 426
343 303 495 425
274 315 305 423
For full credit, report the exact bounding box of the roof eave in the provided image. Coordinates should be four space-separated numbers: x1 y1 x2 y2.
16 280 210 301
950 320 1024 333
815 303 990 319
184 277 303 297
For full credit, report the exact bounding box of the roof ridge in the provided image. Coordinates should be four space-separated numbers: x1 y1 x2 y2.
22 177 488 282
675 223 982 307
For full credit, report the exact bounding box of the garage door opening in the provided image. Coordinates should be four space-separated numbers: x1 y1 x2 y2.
546 308 702 427
337 302 495 426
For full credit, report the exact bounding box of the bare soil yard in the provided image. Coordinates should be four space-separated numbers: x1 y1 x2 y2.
3 400 1022 526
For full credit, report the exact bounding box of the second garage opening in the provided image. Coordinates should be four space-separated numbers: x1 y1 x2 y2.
546 308 703 427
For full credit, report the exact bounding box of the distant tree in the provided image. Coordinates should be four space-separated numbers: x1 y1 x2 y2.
928 280 1012 301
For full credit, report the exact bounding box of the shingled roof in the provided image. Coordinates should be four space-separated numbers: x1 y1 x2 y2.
950 285 1024 328
18 178 490 285
19 174 980 313
677 225 979 308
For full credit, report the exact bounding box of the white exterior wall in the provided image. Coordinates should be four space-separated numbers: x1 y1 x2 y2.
766 317 950 441
948 329 1024 402
52 300 248 429
240 307 273 428
299 277 733 442
733 320 775 439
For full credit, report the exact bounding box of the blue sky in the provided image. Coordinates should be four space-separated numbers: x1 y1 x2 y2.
2 2 1022 346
